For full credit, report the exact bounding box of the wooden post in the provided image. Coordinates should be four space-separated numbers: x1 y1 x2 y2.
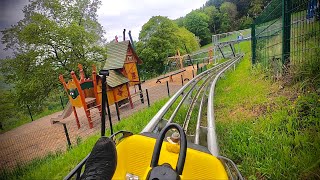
146 89 150 107
60 96 64 110
71 71 93 129
115 103 120 121
27 105 33 121
181 74 184 86
92 70 101 116
72 106 80 129
126 83 134 109
62 123 71 147
166 81 170 97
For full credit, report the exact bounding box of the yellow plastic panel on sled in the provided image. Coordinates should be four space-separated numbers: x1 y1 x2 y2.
113 135 228 180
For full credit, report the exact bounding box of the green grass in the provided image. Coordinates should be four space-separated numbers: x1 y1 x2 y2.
0 95 68 134
0 98 169 180
215 41 320 179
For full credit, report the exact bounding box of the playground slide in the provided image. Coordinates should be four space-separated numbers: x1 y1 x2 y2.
50 102 73 123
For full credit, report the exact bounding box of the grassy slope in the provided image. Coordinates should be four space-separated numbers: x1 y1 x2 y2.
215 41 320 179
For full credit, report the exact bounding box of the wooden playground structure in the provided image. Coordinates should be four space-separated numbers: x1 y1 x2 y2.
156 48 213 83
58 37 143 129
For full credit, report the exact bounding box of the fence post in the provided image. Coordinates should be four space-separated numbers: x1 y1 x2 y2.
60 96 64 110
27 105 33 121
192 70 194 78
139 83 144 104
115 103 120 121
181 74 184 86
282 0 291 65
166 81 170 97
251 23 256 65
146 89 150 107
62 123 71 147
196 62 199 74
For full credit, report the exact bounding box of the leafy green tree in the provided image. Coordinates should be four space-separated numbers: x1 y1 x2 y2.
249 0 265 17
175 27 200 54
137 16 199 76
0 90 16 130
220 2 238 31
203 6 222 34
205 0 224 8
174 17 185 27
184 11 211 45
0 0 107 108
239 16 254 29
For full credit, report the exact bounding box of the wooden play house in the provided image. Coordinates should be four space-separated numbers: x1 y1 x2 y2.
59 65 101 129
98 70 132 108
103 40 142 86
100 40 143 107
59 40 143 129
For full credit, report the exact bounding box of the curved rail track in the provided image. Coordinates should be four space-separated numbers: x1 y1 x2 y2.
142 54 244 179
64 54 244 180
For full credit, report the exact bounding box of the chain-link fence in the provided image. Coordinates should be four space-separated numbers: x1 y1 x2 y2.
251 0 320 76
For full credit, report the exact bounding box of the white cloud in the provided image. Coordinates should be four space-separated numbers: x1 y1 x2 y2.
0 0 207 58
97 0 207 41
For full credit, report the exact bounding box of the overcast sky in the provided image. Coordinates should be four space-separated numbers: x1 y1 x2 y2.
0 0 207 59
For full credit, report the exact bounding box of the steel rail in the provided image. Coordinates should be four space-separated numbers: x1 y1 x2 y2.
141 59 233 133
170 63 229 125
194 80 211 144
168 61 231 124
182 70 215 132
207 54 243 156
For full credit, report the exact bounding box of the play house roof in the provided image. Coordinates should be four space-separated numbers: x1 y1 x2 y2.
106 70 129 88
103 40 142 70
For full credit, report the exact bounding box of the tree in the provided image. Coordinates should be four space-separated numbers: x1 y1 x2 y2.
239 16 254 29
184 11 211 45
203 6 221 34
249 0 264 18
175 27 200 54
0 90 16 130
220 2 238 31
137 16 199 76
205 0 224 8
0 0 107 108
174 17 185 27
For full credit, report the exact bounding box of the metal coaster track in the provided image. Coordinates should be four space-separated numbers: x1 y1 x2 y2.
142 54 244 156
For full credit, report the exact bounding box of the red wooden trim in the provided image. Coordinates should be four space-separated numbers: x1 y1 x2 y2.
71 71 93 128
92 70 100 106
72 106 80 129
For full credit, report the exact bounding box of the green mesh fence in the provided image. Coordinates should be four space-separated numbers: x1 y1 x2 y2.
252 0 320 75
